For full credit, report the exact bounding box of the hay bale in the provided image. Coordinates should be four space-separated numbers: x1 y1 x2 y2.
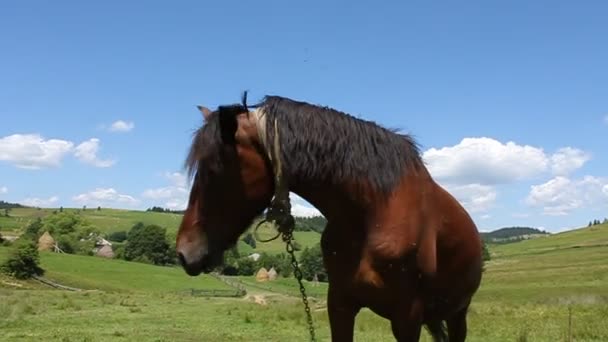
37 231 55 251
96 244 114 259
267 267 277 281
255 267 269 282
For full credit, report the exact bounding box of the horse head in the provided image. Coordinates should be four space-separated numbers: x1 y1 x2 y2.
176 94 275 276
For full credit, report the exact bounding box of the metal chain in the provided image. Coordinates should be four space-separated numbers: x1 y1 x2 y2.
282 229 317 342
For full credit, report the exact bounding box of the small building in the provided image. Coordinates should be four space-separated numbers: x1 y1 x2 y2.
95 244 114 258
93 237 114 258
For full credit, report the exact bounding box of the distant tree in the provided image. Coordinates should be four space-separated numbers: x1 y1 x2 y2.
124 222 173 265
242 233 256 249
236 257 257 276
0 201 26 209
97 206 101 211
3 208 9 217
82 205 87 211
482 241 491 262
43 211 84 236
0 239 45 279
299 243 327 282
603 218 608 224
59 206 63 213
108 231 127 243
23 217 43 239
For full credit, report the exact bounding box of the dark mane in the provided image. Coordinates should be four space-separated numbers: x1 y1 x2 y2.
258 95 424 194
185 94 424 195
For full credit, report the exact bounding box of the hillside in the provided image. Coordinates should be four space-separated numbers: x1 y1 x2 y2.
481 226 550 244
489 222 608 258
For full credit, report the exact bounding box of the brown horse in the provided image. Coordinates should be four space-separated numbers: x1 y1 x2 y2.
176 93 483 341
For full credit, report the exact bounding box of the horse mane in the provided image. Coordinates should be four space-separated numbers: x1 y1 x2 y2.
185 93 424 195
257 95 424 195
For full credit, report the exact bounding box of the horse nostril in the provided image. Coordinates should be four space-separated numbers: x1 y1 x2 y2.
177 252 186 266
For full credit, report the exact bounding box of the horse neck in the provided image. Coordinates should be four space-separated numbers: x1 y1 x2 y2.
289 180 377 226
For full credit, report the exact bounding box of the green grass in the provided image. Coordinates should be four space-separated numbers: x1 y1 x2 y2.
1 223 607 341
0 247 231 294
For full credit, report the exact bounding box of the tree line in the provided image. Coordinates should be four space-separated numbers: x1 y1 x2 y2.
588 218 607 226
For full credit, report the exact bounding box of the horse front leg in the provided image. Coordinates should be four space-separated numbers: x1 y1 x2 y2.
327 285 360 342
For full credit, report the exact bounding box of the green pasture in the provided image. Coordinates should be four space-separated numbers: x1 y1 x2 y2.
1 223 607 341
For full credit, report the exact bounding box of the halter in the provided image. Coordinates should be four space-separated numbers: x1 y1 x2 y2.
250 108 295 241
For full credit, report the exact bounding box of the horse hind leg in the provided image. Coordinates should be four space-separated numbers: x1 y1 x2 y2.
446 304 470 342
425 320 448 342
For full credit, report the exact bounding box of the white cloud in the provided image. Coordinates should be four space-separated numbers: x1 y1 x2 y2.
0 134 117 169
423 137 591 185
525 176 608 216
0 186 7 194
142 172 190 210
423 137 549 185
0 134 74 169
74 138 115 168
290 192 322 217
73 188 139 207
442 183 497 214
21 196 59 207
109 120 134 132
550 147 591 176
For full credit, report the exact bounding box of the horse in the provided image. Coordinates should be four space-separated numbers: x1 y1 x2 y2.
175 92 483 341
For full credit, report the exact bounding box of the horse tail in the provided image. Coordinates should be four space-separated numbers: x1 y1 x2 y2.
425 320 448 342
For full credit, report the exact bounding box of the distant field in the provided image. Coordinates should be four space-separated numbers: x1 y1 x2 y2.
1 223 607 341
0 207 182 235
0 207 323 257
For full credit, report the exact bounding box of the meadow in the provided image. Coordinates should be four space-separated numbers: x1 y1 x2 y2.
1 213 607 341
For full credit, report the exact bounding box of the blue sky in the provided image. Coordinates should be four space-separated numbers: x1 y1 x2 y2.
1 1 607 233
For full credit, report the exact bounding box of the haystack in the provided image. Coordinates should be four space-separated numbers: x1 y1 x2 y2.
267 267 278 281
37 231 55 251
95 244 114 259
255 267 269 282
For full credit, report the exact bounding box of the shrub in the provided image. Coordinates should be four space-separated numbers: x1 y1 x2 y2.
299 243 327 282
0 239 45 279
108 230 128 243
124 222 174 265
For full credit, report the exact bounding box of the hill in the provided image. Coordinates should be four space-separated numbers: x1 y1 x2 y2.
481 226 549 244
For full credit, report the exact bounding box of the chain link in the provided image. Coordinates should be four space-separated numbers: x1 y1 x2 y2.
282 229 317 342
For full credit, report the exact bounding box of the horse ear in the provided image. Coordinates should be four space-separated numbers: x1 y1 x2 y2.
197 105 212 121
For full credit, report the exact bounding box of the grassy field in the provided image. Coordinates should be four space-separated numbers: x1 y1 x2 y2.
0 207 322 257
1 223 607 341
